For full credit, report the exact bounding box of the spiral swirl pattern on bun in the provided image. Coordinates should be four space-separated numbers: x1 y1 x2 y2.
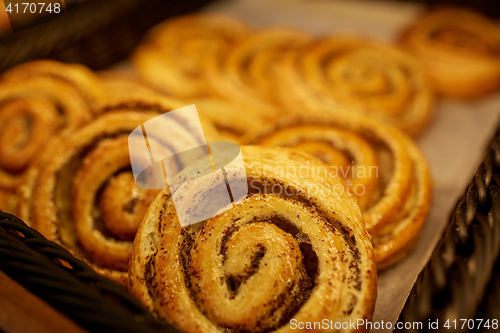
276 36 434 135
206 29 310 111
400 8 500 98
244 113 431 269
133 14 247 99
18 98 220 284
0 60 98 213
129 146 376 333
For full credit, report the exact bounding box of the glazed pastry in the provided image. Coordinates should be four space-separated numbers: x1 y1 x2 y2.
0 60 97 214
276 36 434 136
17 109 218 286
129 146 376 333
400 8 500 99
205 29 310 112
132 14 247 99
243 113 431 269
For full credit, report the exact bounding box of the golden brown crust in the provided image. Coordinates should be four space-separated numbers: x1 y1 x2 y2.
186 98 270 144
0 188 17 215
132 14 247 99
275 36 434 136
95 73 184 113
133 15 433 133
205 28 310 115
371 134 432 268
399 8 500 99
18 112 161 284
96 69 159 101
129 146 376 333
0 61 94 195
243 112 432 269
95 93 221 144
17 100 219 285
1 60 104 110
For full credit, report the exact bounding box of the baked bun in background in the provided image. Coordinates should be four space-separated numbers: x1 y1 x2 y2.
276 36 434 136
132 14 435 135
400 8 500 99
244 112 432 269
205 28 310 116
132 14 247 99
185 98 269 144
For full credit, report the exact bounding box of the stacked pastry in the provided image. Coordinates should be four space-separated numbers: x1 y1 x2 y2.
399 8 500 99
128 14 432 331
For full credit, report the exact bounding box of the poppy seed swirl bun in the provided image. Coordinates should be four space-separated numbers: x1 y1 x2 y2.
129 146 376 333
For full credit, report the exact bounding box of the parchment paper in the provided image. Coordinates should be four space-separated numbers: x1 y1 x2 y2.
202 0 500 331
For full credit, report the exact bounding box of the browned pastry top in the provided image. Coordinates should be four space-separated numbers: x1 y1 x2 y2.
400 8 500 98
129 146 377 333
243 112 432 269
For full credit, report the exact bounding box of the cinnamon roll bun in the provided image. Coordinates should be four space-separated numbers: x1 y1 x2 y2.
205 29 310 113
129 146 376 332
244 113 431 269
276 36 434 135
17 107 220 285
0 61 95 213
132 14 247 99
400 8 500 99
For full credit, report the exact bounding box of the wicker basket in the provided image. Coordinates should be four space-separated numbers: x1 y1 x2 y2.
397 124 500 332
0 211 180 333
0 0 213 72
